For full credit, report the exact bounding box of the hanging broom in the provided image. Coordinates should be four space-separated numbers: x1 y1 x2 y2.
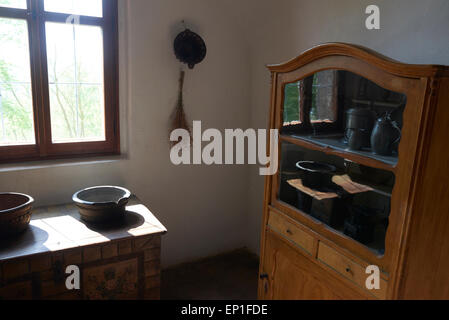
169 70 192 147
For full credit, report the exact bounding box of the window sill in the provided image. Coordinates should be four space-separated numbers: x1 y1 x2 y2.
0 154 127 173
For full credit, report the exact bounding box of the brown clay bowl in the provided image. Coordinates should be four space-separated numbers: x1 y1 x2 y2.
73 186 131 223
0 193 34 238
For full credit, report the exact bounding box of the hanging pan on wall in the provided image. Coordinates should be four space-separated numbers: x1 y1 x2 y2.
169 23 207 147
173 27 207 69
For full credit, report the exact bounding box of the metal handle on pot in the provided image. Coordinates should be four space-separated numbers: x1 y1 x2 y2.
391 120 402 145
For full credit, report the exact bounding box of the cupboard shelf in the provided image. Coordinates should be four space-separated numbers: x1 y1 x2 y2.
280 134 397 172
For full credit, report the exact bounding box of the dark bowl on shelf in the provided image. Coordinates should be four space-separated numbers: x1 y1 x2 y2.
73 186 131 223
296 161 337 191
0 193 34 238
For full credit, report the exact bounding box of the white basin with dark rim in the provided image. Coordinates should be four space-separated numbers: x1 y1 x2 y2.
72 186 131 223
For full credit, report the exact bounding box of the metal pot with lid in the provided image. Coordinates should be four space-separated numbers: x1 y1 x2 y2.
345 108 376 130
345 108 376 150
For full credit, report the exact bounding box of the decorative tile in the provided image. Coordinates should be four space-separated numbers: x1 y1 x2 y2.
83 246 102 263
145 275 161 289
102 243 118 259
0 220 75 260
41 279 69 298
64 249 83 265
144 287 160 300
134 235 161 251
83 258 139 300
76 235 110 247
30 255 52 272
0 280 33 300
144 260 160 277
118 240 132 256
144 248 160 262
3 259 29 280
42 215 102 242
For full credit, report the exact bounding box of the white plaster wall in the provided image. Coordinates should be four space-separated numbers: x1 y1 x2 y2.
121 0 252 267
244 0 449 254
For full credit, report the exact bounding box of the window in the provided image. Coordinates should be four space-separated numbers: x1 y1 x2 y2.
283 71 338 128
0 0 119 162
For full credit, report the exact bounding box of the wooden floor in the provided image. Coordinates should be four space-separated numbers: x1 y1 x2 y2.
161 248 259 300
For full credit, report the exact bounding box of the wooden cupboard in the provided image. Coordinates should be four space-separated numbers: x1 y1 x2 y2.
258 43 449 300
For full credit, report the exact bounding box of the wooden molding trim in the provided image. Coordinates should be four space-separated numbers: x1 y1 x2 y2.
267 43 449 78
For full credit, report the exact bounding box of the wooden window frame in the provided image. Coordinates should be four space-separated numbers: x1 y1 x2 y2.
0 0 119 163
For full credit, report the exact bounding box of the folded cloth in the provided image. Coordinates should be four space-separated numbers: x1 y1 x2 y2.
332 174 373 194
287 179 338 201
287 174 373 201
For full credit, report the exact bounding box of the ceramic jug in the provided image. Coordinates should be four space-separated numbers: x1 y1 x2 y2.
371 113 401 156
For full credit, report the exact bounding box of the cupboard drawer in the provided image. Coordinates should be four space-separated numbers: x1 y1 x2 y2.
317 242 387 299
261 230 366 300
268 210 315 254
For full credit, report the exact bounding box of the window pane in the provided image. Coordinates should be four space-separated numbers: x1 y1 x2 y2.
310 70 338 123
46 22 105 143
0 18 35 146
0 0 26 9
283 82 301 126
44 0 102 17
